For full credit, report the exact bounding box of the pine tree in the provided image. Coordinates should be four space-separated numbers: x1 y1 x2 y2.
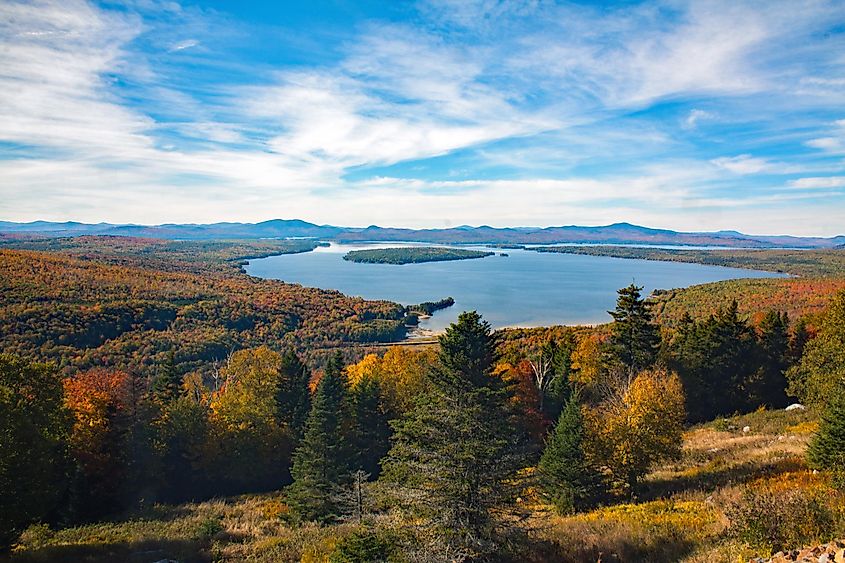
150 350 182 406
608 284 660 372
750 311 790 408
287 353 353 522
351 374 391 479
807 381 845 488
275 349 312 442
537 390 599 514
382 311 528 556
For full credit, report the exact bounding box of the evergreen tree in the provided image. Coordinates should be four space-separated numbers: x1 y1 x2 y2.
150 350 182 406
787 290 845 406
382 311 528 556
287 353 353 522
351 374 391 479
0 355 71 549
537 390 599 514
608 284 660 372
789 317 810 363
275 349 312 442
750 311 790 408
668 301 758 422
808 382 845 489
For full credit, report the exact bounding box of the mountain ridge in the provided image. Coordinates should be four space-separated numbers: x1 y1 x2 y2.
1 219 843 248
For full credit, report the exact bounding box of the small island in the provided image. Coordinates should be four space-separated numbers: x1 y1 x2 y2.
343 247 494 265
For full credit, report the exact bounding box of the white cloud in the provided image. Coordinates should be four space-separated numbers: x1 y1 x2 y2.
789 176 845 189
168 38 199 52
710 155 777 175
683 109 715 130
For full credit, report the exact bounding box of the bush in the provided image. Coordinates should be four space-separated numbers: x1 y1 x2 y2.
724 484 839 554
195 516 224 540
329 528 397 563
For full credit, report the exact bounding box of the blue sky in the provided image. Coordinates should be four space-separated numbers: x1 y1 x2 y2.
1 0 845 235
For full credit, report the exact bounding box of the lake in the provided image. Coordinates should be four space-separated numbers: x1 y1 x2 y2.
245 243 785 332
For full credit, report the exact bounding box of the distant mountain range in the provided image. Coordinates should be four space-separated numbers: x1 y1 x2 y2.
1 219 844 249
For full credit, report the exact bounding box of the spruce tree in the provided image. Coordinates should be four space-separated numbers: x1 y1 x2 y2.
750 311 790 408
287 353 353 522
351 374 391 479
608 284 660 372
275 349 312 443
150 350 182 406
537 390 599 514
807 381 845 488
382 311 527 556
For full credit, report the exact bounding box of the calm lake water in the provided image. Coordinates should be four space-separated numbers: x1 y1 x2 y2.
245 243 785 332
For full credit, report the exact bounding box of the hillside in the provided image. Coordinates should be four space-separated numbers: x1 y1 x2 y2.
0 237 409 375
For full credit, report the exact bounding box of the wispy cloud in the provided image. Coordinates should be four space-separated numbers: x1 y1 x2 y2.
790 176 845 189
168 38 199 52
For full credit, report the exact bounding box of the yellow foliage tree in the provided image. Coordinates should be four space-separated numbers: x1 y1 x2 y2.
206 346 292 491
210 346 281 430
570 332 607 387
587 367 686 495
346 346 435 414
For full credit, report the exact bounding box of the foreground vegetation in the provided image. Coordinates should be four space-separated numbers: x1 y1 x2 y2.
343 247 493 265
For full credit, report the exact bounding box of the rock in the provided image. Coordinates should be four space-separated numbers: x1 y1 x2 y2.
743 425 751 433
835 548 845 563
819 553 830 563
785 403 806 411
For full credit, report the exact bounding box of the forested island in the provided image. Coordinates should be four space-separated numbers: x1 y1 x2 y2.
343 246 494 264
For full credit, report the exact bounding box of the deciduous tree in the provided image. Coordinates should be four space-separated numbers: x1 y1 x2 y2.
587 368 685 495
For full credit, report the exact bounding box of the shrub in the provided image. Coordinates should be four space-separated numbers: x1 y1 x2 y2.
724 484 839 554
329 528 397 563
195 516 224 540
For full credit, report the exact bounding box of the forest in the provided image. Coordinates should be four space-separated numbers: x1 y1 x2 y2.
342 247 494 265
0 237 410 377
2 237 845 562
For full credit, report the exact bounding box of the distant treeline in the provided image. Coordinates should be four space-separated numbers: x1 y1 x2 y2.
343 246 493 265
530 245 845 278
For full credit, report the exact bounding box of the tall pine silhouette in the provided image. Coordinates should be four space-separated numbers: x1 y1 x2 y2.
351 374 391 479
287 353 353 522
608 284 660 372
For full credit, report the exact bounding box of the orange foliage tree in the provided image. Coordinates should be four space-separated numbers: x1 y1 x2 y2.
63 368 135 515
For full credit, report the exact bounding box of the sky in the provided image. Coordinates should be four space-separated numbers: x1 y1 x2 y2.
1 0 845 235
